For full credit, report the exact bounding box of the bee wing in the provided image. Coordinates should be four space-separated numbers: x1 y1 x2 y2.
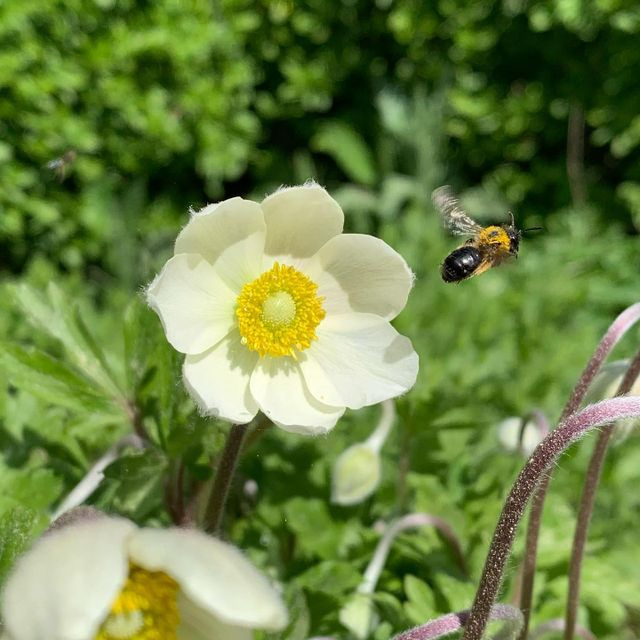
432 185 483 236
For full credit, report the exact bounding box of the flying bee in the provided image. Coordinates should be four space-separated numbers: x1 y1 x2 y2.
45 149 77 181
432 185 539 283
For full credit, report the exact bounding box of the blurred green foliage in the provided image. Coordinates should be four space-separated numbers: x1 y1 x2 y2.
2 0 640 278
2 0 640 638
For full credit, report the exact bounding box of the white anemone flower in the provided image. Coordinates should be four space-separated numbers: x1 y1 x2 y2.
1 517 288 640
147 182 418 435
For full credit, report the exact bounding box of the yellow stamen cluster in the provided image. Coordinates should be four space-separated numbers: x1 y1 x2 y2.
236 262 326 358
95 564 179 640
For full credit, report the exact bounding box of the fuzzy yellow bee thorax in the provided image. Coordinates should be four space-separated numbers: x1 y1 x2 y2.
477 225 511 251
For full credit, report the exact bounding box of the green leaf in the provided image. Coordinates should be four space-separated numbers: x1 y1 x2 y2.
311 121 377 186
103 450 167 482
123 298 156 393
433 573 476 611
0 506 48 587
283 498 345 560
0 342 122 416
72 305 125 396
403 575 437 624
296 560 361 593
12 283 124 396
0 463 63 513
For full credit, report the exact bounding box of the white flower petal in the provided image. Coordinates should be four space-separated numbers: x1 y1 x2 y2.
174 198 266 288
128 528 288 631
497 417 543 458
306 234 414 320
1 518 135 640
301 314 418 410
146 254 236 355
250 358 345 435
262 183 344 260
177 593 252 640
183 331 259 422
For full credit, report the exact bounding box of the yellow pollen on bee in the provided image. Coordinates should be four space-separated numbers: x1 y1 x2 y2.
236 262 326 358
477 225 511 251
95 563 180 640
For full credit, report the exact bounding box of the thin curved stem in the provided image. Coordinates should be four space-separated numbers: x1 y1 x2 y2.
366 399 396 452
203 424 248 535
517 302 640 639
360 513 468 596
51 434 144 521
394 604 523 640
563 349 640 639
461 396 640 640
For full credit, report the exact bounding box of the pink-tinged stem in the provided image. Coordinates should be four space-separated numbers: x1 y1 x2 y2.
518 302 640 638
462 396 640 640
561 303 640 423
563 349 640 639
395 604 522 640
361 513 468 597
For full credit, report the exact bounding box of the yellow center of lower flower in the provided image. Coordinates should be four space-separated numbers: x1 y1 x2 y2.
95 564 180 640
236 262 326 358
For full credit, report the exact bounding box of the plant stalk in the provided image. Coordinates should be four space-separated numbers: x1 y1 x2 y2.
563 349 640 639
517 302 640 638
203 423 248 535
461 396 640 640
395 604 523 640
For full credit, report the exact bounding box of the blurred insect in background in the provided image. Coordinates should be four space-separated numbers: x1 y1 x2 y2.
432 185 540 283
46 150 77 181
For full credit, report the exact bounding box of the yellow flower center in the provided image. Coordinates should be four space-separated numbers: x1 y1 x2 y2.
95 564 180 640
236 262 326 358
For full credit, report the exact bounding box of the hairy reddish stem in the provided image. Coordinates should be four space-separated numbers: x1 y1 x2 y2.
395 604 522 640
462 396 640 640
518 302 640 638
563 350 640 639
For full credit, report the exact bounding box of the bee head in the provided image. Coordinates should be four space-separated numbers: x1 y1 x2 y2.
507 228 521 255
504 212 521 255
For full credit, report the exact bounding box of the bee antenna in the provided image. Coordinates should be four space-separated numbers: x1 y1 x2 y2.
523 226 543 234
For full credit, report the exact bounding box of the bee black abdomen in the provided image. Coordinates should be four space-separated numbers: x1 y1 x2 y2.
441 246 483 283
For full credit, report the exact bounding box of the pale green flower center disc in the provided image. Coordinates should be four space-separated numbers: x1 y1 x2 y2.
262 291 296 327
236 262 326 358
95 564 179 640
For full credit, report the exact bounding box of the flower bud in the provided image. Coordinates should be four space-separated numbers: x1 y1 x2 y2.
331 443 381 506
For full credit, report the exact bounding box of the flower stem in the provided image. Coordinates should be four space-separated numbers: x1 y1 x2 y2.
360 513 468 597
51 434 143 521
203 424 248 535
517 302 640 639
563 349 640 640
461 396 640 640
365 399 396 452
394 604 523 640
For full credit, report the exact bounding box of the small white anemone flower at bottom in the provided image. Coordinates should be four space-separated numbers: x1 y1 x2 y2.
1 516 288 640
